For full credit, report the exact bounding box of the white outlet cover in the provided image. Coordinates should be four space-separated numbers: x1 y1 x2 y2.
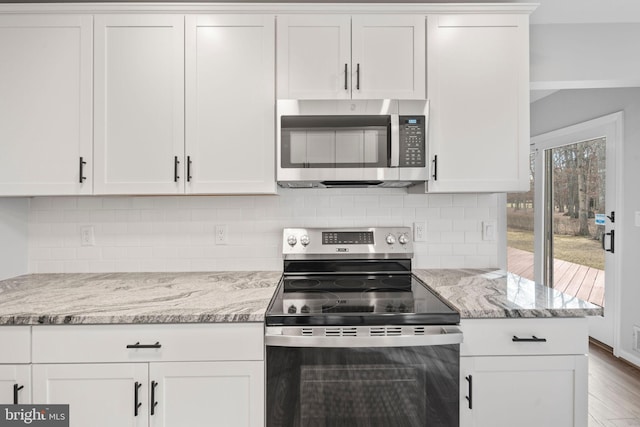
635 211 640 227
413 222 426 242
482 221 496 241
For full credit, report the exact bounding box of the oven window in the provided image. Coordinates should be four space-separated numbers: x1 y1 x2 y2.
280 115 390 168
267 345 459 427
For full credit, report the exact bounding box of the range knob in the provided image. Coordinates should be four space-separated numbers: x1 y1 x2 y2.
301 305 310 313
287 235 297 247
385 234 396 245
300 235 310 247
398 234 409 245
287 305 297 314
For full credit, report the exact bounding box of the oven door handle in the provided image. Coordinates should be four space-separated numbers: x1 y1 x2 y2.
265 327 462 348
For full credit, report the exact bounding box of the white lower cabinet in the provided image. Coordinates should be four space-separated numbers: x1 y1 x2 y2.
0 365 31 405
460 318 589 427
30 323 264 427
33 363 148 427
460 355 587 427
150 361 264 427
0 326 31 404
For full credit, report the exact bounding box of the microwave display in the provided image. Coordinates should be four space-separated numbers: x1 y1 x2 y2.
399 116 426 167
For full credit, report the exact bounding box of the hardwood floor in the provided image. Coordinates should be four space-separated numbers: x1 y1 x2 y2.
589 342 640 426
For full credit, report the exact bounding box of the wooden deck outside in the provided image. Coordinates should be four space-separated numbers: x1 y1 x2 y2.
507 247 605 307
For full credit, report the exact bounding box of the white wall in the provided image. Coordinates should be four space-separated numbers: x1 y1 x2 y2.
0 198 28 280
530 23 640 90
530 87 640 366
26 189 499 273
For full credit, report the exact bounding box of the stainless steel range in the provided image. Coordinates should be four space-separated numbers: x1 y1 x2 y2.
265 227 461 427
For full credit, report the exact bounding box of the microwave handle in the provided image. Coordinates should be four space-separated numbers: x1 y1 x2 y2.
390 114 400 167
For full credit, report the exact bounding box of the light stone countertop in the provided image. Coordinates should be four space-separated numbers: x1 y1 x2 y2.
0 272 282 325
0 269 602 325
413 268 604 319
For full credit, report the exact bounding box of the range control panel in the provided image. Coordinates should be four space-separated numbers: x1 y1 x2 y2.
283 227 413 259
398 115 426 167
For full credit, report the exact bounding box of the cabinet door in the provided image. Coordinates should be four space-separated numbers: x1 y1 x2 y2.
0 365 31 404
150 361 264 427
460 355 588 427
0 15 92 196
185 15 275 194
427 14 529 192
352 15 425 100
94 15 184 195
32 363 149 427
277 15 351 99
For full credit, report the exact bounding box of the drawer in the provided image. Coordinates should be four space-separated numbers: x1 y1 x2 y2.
0 326 30 363
460 318 588 357
32 323 264 363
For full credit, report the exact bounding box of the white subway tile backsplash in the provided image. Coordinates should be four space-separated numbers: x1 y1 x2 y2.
426 194 453 207
26 191 500 272
452 194 477 207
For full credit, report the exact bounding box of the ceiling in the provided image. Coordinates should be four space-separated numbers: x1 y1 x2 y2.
515 0 640 24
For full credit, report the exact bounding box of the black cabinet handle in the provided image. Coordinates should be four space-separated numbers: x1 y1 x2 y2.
465 375 472 409
79 157 87 183
602 230 615 254
134 382 142 416
432 155 438 180
187 156 192 182
13 384 24 405
151 380 159 416
174 156 180 182
344 63 348 90
607 211 615 223
126 341 161 349
356 63 360 90
512 335 547 342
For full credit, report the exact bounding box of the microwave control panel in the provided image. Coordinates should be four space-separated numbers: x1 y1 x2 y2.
398 116 426 167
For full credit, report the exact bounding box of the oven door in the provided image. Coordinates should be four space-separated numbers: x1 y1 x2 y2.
266 327 461 427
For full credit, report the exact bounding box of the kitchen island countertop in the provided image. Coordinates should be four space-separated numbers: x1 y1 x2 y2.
414 268 603 319
0 269 602 325
0 271 282 325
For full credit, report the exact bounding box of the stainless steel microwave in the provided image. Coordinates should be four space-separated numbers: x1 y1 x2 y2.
277 99 429 188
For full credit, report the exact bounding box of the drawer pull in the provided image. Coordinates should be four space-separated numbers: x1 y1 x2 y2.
465 375 473 409
127 341 162 349
13 384 24 404
151 380 159 416
512 335 547 342
134 382 142 416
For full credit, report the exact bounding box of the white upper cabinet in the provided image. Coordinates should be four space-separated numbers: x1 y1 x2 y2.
277 15 350 100
93 15 185 195
426 14 530 193
277 14 425 100
0 15 92 196
351 15 425 100
185 15 276 194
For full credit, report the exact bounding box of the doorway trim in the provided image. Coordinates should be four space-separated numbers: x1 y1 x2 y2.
530 111 623 354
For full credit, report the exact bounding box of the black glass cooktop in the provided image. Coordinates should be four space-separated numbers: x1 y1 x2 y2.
265 274 460 326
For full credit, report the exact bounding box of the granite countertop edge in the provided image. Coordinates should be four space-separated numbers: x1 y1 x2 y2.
413 268 604 320
0 271 283 326
0 269 603 325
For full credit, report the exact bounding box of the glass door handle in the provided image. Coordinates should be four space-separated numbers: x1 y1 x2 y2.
602 230 615 253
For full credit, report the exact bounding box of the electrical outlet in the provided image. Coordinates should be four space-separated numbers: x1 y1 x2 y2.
80 225 95 246
413 222 426 242
635 211 640 227
634 325 640 353
215 225 228 245
482 221 496 241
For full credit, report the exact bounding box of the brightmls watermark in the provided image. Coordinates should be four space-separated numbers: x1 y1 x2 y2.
0 406 68 427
